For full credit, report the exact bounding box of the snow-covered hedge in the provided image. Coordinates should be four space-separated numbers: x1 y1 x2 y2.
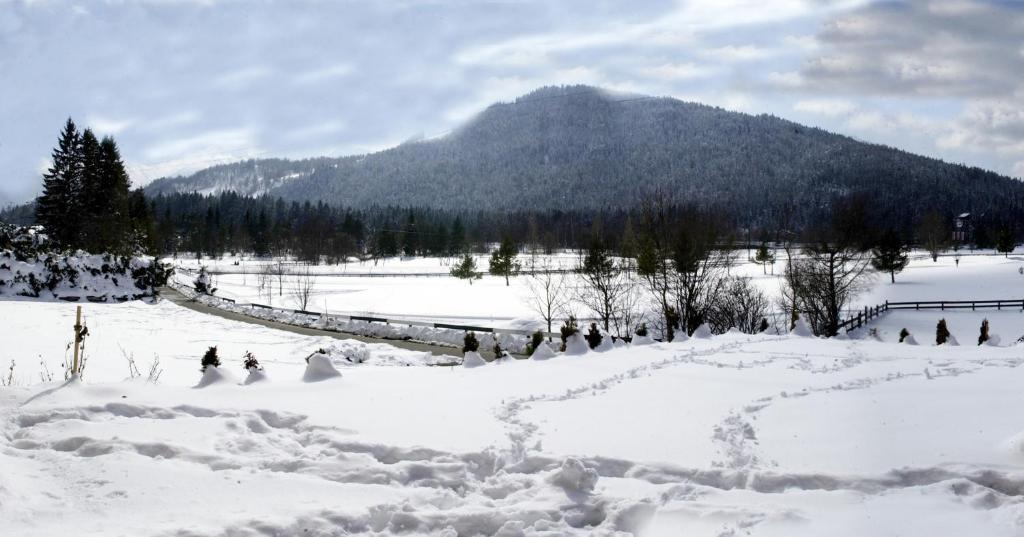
0 224 171 300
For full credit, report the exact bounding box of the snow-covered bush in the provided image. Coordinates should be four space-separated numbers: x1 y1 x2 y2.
978 319 990 346
584 322 602 349
559 316 579 352
194 266 216 295
899 328 910 343
463 331 480 353
0 224 170 300
303 350 341 381
936 319 951 345
525 330 545 355
200 346 220 372
242 351 261 371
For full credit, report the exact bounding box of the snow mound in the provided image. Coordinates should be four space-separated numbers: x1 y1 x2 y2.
946 335 960 346
491 353 515 365
903 334 919 345
985 334 1002 346
549 458 598 495
691 323 713 339
631 334 655 346
613 337 628 348
302 354 342 382
790 316 814 337
530 342 557 360
594 336 614 352
194 366 234 388
674 330 689 342
563 334 589 355
243 368 268 385
462 351 486 368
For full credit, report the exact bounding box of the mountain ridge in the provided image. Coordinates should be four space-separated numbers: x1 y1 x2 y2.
144 85 1024 230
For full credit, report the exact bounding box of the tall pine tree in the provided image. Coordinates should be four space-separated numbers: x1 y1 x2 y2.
36 118 83 248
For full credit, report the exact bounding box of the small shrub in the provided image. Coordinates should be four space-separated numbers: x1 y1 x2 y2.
757 318 769 333
936 319 950 345
305 348 328 363
492 341 504 357
635 323 648 337
978 318 990 345
200 346 220 371
559 316 579 352
242 351 261 370
584 322 602 349
899 328 910 343
525 329 545 355
463 332 480 353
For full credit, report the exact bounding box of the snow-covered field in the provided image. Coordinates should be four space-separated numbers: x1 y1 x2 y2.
2 251 1024 536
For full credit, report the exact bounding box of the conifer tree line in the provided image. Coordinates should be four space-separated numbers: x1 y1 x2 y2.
34 118 154 254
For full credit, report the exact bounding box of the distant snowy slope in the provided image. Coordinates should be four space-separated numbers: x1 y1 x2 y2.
145 157 332 197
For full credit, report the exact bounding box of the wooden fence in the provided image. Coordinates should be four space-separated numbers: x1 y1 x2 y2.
838 299 1024 333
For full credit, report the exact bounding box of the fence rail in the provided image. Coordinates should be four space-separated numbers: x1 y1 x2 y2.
837 298 1024 333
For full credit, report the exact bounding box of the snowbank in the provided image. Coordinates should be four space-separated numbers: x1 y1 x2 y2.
791 316 814 337
530 342 558 360
194 366 234 388
691 323 713 339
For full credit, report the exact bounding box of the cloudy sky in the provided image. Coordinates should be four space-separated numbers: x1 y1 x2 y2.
1 0 1022 203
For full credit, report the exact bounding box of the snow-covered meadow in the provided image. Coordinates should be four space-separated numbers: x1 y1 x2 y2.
2 250 1024 536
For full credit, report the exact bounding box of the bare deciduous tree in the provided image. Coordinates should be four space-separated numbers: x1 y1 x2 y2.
292 266 317 311
708 277 770 334
523 258 570 336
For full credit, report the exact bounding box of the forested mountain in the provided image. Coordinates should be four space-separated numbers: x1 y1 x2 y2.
145 85 1024 232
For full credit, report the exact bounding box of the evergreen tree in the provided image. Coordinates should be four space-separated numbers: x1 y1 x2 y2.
78 129 103 251
36 118 83 248
488 235 520 285
450 254 480 284
996 225 1016 257
870 230 910 283
402 212 418 257
448 217 466 256
936 318 950 345
753 242 775 275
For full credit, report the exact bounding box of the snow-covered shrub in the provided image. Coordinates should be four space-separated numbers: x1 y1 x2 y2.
899 328 910 343
200 346 220 372
559 316 579 352
936 319 951 345
635 323 648 337
564 333 589 355
978 319 990 346
790 315 814 337
303 351 341 381
691 323 713 338
242 351 261 371
463 331 480 353
584 323 602 349
492 340 505 358
525 330 544 355
194 266 216 295
530 342 557 360
462 351 486 368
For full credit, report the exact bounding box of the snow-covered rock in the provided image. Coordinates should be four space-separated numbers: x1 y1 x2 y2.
563 333 589 355
194 366 234 388
462 351 486 368
303 353 342 382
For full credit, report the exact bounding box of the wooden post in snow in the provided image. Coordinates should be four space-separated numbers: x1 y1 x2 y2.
72 305 82 376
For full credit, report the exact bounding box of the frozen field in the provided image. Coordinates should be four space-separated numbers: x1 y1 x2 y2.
2 294 1024 535
169 250 1024 339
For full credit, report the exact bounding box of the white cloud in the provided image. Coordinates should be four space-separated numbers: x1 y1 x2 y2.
291 63 353 86
85 115 134 135
213 66 273 89
793 98 857 117
142 127 259 162
1013 161 1024 179
638 62 713 81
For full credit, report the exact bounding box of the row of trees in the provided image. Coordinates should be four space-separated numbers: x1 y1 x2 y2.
36 119 153 254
